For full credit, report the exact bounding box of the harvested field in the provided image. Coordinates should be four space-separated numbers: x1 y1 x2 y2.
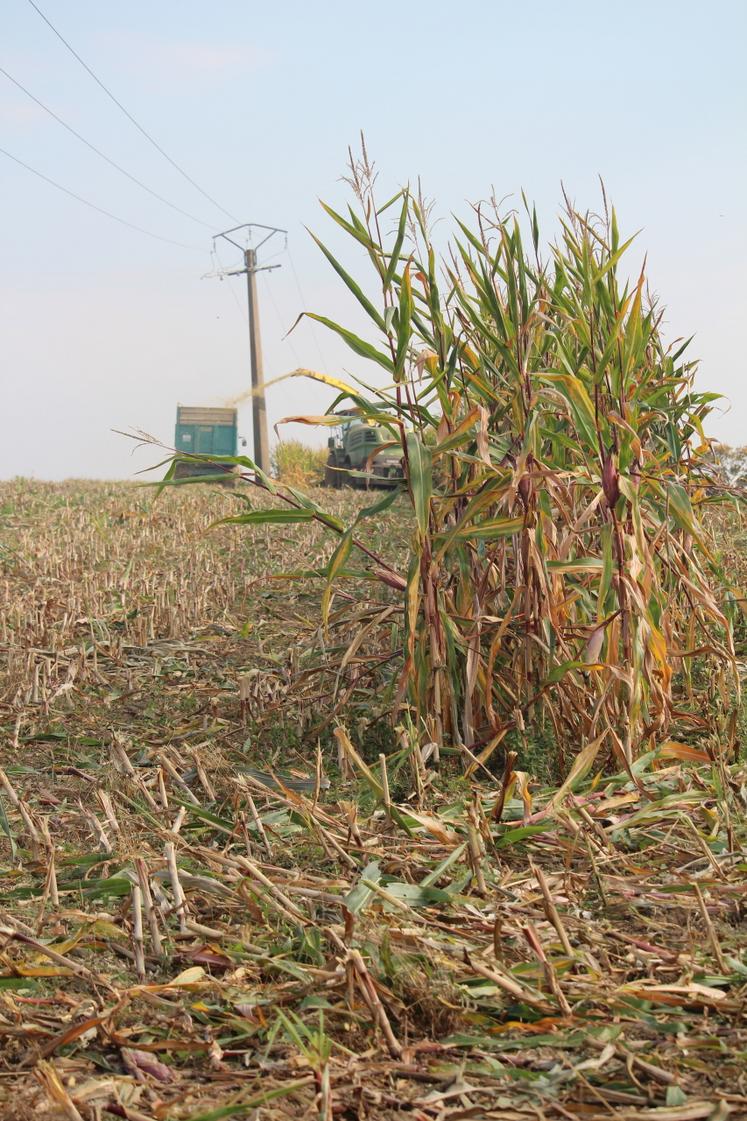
0 480 746 1120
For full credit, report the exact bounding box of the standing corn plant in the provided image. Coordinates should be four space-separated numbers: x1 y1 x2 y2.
167 149 739 774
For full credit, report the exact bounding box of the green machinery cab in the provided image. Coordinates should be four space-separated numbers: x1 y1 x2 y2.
325 409 404 488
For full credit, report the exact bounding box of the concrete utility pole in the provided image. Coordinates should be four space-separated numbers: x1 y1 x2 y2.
212 223 286 475
244 247 270 473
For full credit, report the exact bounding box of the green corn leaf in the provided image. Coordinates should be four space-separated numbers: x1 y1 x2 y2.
544 659 588 684
597 523 614 618
538 372 599 450
353 486 402 525
457 516 526 540
420 843 468 887
0 794 16 860
378 881 453 908
384 191 409 289
182 1079 314 1121
308 229 386 331
546 558 604 573
344 861 381 914
407 434 432 538
496 824 550 847
214 509 316 527
319 199 376 250
305 313 394 372
665 481 703 541
322 530 353 628
377 188 405 216
394 262 413 379
436 515 524 557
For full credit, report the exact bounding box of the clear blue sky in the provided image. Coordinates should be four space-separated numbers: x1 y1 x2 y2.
2 0 745 478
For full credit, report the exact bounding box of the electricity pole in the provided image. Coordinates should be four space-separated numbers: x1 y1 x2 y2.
212 223 286 475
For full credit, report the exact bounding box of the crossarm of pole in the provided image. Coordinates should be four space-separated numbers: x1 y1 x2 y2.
224 263 281 277
213 222 287 255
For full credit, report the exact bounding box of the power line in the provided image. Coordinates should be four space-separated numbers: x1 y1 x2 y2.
286 242 330 373
0 64 215 229
25 0 240 224
261 271 304 367
0 144 202 250
212 239 304 372
212 242 248 320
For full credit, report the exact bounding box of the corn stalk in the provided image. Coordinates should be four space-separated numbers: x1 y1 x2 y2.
167 152 739 770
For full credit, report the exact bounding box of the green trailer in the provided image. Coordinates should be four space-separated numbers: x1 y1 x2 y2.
174 406 240 481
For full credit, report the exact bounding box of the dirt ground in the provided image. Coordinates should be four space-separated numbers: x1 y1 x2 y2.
1 481 745 1120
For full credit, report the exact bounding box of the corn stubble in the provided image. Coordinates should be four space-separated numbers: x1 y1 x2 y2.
1 482 746 1117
